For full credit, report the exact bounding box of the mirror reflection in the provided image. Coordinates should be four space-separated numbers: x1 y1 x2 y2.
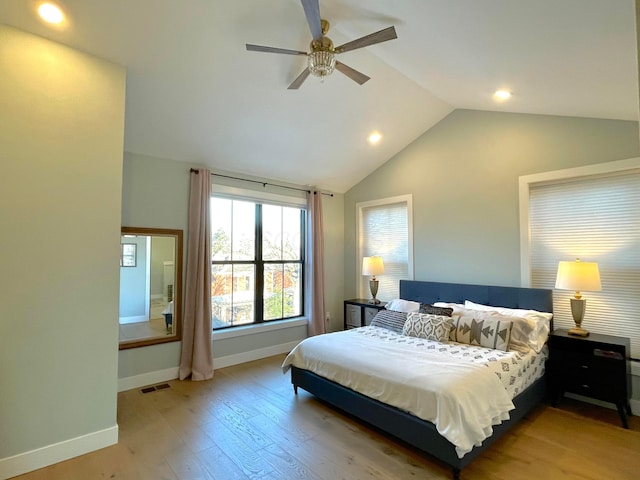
119 227 183 349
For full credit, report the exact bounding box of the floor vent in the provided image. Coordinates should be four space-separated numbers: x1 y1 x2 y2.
140 383 171 394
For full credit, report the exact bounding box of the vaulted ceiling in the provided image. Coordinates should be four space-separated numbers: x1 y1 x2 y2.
1 0 637 192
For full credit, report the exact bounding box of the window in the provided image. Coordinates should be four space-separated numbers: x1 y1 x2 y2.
357 195 413 301
211 194 305 329
520 159 640 359
120 243 137 267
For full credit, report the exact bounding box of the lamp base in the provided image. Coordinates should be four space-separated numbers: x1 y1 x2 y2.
368 279 380 305
568 326 590 337
568 297 589 337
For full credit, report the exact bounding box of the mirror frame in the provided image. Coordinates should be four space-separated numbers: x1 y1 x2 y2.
119 227 183 350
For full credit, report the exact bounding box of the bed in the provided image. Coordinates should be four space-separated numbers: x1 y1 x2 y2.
284 280 553 479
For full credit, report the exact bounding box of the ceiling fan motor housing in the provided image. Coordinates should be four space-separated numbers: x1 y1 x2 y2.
308 19 336 78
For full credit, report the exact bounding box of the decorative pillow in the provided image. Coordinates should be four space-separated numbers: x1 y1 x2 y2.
419 303 453 317
433 301 466 314
370 310 408 333
463 301 552 353
385 298 420 313
464 300 553 322
403 313 453 342
450 314 512 352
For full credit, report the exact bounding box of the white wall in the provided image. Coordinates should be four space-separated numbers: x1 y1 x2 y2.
0 26 125 478
118 152 345 385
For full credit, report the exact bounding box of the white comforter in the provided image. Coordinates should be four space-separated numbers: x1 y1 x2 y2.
282 326 521 458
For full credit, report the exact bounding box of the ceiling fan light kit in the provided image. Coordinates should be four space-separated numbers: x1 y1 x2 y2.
246 0 397 89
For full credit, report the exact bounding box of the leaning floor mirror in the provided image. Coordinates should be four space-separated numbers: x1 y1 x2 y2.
119 227 183 350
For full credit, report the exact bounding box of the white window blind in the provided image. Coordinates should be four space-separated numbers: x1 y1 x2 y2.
528 170 640 359
358 196 413 301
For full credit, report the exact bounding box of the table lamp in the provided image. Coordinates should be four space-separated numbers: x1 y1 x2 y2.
362 256 384 304
555 258 602 337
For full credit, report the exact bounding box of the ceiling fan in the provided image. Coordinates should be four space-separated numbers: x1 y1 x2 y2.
246 0 398 89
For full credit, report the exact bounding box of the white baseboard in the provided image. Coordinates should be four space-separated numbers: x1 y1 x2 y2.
118 367 179 392
117 340 301 392
0 425 118 480
214 340 300 369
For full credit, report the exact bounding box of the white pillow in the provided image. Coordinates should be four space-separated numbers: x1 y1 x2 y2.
464 300 553 323
385 299 420 313
461 301 551 353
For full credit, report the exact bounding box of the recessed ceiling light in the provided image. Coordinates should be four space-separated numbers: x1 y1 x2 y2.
493 89 512 101
38 3 64 24
368 131 382 145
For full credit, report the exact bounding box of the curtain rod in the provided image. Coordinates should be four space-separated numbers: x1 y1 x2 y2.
190 169 334 197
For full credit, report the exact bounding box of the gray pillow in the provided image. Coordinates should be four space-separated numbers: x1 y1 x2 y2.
369 310 408 333
419 303 454 317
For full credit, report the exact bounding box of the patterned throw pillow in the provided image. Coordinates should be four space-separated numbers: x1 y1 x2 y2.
402 313 453 342
450 315 512 352
369 310 408 333
419 303 454 317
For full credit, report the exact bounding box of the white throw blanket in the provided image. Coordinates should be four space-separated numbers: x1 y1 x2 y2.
282 327 516 458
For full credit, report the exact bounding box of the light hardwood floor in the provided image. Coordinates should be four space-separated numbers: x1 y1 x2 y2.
14 354 640 479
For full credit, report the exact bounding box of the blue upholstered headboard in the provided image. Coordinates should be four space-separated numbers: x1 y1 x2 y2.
399 280 553 314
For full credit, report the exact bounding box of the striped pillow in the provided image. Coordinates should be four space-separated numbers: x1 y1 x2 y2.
369 310 408 333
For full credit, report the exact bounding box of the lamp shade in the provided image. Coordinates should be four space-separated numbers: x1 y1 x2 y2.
555 259 602 292
362 256 384 276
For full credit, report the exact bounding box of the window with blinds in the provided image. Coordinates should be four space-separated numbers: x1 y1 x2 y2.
528 170 640 359
357 195 413 301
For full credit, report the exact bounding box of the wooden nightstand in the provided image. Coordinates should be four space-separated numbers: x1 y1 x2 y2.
548 329 632 428
343 299 386 329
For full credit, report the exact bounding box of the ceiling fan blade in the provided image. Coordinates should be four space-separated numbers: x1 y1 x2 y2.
246 44 308 55
335 26 397 53
335 62 370 85
288 68 311 89
301 0 323 41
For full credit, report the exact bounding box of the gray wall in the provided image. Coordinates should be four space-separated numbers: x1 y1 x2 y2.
344 109 640 296
151 236 175 298
344 108 640 402
0 25 125 461
119 236 148 317
118 152 345 379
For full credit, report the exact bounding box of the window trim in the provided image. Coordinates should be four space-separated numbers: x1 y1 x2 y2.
211 185 307 329
518 157 640 286
212 183 307 207
356 194 414 299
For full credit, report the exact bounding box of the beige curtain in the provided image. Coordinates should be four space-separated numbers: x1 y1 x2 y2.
307 190 326 336
179 168 214 380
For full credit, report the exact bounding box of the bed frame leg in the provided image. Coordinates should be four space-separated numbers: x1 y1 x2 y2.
452 468 461 480
293 384 298 395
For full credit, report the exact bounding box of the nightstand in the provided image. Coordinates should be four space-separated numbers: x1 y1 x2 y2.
548 329 632 428
343 299 386 329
